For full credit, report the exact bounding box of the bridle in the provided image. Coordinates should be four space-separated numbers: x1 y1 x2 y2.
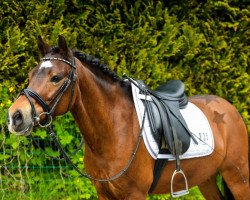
21 56 77 127
20 56 147 182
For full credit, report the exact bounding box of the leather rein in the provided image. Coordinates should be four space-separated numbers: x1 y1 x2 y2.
21 56 147 182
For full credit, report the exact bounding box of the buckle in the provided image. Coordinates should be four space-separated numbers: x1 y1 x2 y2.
37 112 53 128
171 169 189 198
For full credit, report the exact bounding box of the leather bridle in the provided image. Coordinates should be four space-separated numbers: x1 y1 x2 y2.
21 57 77 127
21 56 83 161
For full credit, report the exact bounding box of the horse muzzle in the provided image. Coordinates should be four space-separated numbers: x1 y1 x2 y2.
7 97 35 136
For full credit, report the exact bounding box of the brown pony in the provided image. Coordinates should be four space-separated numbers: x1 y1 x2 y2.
7 36 249 199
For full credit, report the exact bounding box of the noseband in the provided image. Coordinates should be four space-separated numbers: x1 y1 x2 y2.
21 57 77 127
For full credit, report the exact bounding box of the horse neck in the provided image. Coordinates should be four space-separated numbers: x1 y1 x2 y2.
70 61 137 159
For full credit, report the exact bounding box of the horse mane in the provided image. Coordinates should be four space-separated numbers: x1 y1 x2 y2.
50 46 126 85
74 50 126 84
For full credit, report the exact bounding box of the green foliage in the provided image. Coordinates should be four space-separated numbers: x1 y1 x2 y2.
0 0 249 199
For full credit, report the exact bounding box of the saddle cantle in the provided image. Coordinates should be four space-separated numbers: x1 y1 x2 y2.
154 80 187 105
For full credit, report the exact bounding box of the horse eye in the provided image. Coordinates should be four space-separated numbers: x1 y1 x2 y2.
51 75 62 83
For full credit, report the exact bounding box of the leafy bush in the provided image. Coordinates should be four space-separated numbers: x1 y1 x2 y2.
0 0 249 199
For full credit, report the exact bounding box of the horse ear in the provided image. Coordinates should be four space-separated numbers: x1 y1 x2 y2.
37 36 50 57
58 35 71 58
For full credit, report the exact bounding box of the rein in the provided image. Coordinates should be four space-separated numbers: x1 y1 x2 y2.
22 56 148 182
47 109 146 182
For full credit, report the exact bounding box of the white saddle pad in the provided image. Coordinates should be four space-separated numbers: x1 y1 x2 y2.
131 82 214 160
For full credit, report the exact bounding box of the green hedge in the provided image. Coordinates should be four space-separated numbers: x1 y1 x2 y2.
0 0 249 199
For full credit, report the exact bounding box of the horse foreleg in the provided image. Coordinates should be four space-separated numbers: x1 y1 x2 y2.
198 174 224 200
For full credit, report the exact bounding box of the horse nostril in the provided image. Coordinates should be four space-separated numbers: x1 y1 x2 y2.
13 111 24 127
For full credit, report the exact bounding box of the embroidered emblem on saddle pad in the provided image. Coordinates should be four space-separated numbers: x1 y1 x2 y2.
131 83 214 160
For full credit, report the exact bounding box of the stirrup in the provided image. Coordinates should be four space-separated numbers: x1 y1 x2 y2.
171 169 189 198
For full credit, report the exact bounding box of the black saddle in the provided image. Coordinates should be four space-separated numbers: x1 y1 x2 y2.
136 79 197 155
123 74 198 193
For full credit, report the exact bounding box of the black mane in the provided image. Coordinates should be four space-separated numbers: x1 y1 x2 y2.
50 46 125 84
73 50 125 84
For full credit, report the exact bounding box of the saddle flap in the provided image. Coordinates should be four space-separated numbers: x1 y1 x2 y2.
147 98 191 154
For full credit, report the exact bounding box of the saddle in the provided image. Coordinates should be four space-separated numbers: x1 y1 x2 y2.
124 74 198 197
136 79 197 155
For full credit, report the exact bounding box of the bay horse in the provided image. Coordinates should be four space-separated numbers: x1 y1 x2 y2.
7 36 249 199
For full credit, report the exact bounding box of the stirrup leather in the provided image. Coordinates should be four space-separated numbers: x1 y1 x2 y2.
171 169 189 198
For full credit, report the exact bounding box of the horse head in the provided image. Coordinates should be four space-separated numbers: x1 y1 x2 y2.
7 36 77 136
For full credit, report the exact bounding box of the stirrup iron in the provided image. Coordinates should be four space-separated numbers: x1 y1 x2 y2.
171 169 189 198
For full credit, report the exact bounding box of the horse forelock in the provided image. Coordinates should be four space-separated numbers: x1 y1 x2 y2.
50 46 60 54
